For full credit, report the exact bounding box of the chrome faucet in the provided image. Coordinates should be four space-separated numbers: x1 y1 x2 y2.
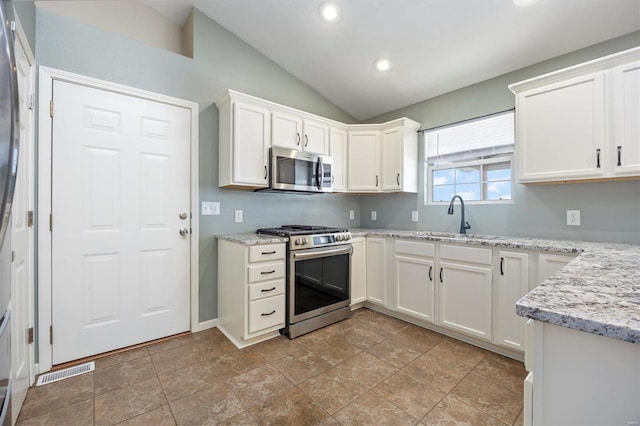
448 195 471 234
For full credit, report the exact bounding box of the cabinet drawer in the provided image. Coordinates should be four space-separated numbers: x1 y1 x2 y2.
248 294 285 334
249 280 285 301
248 262 285 283
440 244 492 265
395 240 435 257
249 244 285 263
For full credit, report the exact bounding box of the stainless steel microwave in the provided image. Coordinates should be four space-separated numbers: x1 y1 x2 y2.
267 147 332 193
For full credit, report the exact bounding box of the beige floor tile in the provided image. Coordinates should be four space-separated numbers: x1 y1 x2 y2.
248 387 332 425
298 367 366 415
150 343 206 374
303 334 362 365
191 327 227 344
169 381 245 425
471 353 527 388
18 373 94 422
94 356 156 396
366 338 422 368
449 373 523 425
117 404 176 425
197 335 239 357
391 325 446 353
205 349 263 380
341 325 387 350
335 351 398 388
406 354 469 393
95 347 150 370
17 398 93 426
94 377 166 426
427 338 488 370
250 334 305 360
373 371 446 419
420 395 507 426
271 349 332 384
364 312 410 336
225 364 294 408
333 391 418 425
513 408 524 426
217 410 258 426
158 361 222 402
147 334 196 355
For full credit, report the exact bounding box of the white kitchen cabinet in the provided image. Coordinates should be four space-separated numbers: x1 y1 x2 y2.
536 252 575 290
394 240 435 322
330 126 347 191
381 120 420 193
611 60 640 177
347 129 381 192
350 237 366 305
218 240 286 348
271 112 329 155
493 251 529 351
510 47 640 184
366 237 386 306
218 96 270 188
437 244 492 341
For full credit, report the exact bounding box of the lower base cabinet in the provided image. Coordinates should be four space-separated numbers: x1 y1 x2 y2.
395 240 435 322
366 237 386 306
350 237 367 305
494 251 529 351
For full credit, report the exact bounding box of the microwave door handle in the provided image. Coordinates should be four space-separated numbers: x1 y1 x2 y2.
317 158 324 190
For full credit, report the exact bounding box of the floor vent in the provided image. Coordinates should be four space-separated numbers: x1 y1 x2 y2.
36 361 95 386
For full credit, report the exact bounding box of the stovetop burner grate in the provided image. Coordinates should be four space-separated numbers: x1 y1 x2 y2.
257 225 348 237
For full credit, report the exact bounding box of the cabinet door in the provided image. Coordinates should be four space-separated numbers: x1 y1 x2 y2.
494 251 529 351
536 253 574 290
330 127 347 191
396 255 435 322
517 73 606 182
611 61 640 176
438 261 492 340
233 102 270 186
382 127 402 191
350 237 366 305
366 238 386 306
348 131 380 191
303 119 329 155
272 111 302 150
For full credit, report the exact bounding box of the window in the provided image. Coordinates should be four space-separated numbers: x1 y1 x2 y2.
424 110 514 204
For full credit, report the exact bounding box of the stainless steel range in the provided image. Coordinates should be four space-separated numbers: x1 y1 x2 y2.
257 225 352 338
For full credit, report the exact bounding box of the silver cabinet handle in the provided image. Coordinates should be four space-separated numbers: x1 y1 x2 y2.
179 228 189 236
261 310 276 317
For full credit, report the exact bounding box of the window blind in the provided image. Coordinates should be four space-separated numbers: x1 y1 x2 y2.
424 110 514 164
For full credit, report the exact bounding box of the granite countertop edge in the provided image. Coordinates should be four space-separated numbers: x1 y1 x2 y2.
216 228 640 344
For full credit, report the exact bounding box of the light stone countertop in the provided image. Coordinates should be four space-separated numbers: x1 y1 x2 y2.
216 229 640 344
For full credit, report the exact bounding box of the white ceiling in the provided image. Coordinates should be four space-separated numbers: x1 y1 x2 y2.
142 0 640 120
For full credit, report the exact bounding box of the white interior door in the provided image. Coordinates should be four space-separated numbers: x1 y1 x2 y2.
11 17 35 422
51 80 191 364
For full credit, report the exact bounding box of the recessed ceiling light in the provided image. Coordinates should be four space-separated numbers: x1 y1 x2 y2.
375 58 392 72
319 2 340 22
513 0 538 6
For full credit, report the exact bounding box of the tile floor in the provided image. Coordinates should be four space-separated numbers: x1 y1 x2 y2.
17 308 527 425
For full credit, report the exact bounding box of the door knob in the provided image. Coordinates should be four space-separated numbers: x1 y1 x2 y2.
179 228 189 236
179 213 188 220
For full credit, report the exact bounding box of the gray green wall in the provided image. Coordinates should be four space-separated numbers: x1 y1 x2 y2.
34 7 361 322
360 31 640 245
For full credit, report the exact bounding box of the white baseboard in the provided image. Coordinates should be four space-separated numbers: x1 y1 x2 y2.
192 318 219 333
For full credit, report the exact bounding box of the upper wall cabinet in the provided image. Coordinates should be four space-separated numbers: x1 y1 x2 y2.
217 90 421 192
510 47 640 184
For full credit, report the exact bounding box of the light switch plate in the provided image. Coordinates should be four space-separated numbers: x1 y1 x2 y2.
349 210 355 220
201 201 220 216
235 210 243 223
411 211 419 222
567 210 580 226
371 211 377 221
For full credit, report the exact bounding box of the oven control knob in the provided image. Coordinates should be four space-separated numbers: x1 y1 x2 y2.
294 238 302 245
303 238 309 244
345 234 351 240
336 235 342 242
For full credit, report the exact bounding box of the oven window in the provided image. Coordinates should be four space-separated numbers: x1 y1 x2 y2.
276 157 316 186
294 252 349 316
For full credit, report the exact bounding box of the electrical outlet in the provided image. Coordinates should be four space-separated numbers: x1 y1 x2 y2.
235 210 243 223
411 211 419 222
201 201 220 216
349 210 355 220
371 211 377 221
567 210 580 226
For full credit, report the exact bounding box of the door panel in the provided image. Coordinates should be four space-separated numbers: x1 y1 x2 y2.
52 80 191 364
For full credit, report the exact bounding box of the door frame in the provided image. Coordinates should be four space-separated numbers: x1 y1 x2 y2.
37 67 200 373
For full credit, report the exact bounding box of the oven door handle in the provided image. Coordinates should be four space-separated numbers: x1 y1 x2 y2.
293 245 352 260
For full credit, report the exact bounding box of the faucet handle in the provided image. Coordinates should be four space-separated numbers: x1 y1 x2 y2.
464 221 471 230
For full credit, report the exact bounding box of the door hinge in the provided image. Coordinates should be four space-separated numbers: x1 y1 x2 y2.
49 100 54 117
190 228 192 234
11 251 15 262
27 210 34 227
49 214 52 231
50 325 53 344
27 327 34 344
28 93 35 110
10 21 15 33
